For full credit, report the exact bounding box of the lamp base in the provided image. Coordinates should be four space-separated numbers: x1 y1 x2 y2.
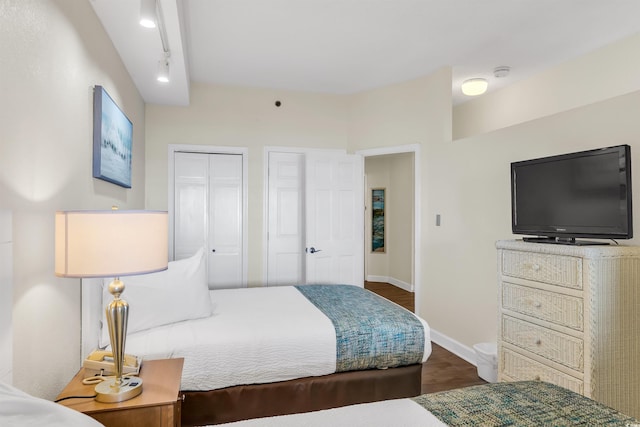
94 376 143 403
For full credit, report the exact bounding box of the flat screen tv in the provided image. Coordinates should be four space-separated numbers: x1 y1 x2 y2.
511 144 632 245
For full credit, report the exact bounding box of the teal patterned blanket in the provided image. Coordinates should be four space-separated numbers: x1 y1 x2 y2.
414 381 639 426
295 284 424 372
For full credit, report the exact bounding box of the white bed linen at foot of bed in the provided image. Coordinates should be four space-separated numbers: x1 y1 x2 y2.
215 398 447 427
123 286 337 391
0 381 104 427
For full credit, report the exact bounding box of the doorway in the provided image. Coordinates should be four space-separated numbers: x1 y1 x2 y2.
358 144 420 310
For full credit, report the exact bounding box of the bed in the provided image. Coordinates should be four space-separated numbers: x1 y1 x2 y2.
81 249 431 425
0 380 103 427
214 381 640 427
5 381 637 427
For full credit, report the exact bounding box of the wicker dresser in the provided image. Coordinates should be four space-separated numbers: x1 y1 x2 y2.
496 240 640 418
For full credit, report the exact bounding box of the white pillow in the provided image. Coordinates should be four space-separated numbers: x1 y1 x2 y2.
99 248 211 348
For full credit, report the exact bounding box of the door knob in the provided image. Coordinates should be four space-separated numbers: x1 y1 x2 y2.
307 247 322 254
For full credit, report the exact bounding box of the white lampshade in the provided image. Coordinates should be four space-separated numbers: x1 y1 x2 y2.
461 78 488 96
55 210 168 278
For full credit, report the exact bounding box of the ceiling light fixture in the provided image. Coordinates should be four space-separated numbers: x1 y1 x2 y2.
157 57 170 83
461 78 488 96
139 0 157 28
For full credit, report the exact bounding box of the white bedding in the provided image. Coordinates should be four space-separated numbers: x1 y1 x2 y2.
216 398 446 427
0 381 104 427
123 286 431 391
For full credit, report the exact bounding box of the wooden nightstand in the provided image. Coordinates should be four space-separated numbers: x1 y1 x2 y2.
56 358 184 427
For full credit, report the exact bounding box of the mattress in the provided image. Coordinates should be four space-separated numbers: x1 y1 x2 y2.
123 285 431 391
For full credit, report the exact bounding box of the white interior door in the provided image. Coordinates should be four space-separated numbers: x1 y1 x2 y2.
209 154 243 288
174 153 208 261
267 152 304 285
305 153 364 286
173 151 244 289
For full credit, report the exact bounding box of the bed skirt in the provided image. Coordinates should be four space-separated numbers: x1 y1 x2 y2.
180 363 423 426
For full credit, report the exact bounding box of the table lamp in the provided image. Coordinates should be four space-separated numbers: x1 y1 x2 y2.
55 210 168 403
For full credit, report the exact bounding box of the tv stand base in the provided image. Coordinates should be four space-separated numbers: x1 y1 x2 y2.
522 237 610 246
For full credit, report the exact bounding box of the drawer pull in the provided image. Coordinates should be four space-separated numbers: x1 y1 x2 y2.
534 375 541 381
533 301 542 308
532 263 541 271
535 338 542 345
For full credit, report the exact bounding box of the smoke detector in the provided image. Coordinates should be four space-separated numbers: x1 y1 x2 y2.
494 66 511 78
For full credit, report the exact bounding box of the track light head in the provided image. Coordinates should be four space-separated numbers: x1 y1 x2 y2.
140 0 157 28
157 58 170 83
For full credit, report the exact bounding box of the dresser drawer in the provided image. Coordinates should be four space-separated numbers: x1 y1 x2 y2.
502 282 583 331
501 316 583 371
501 250 582 289
501 348 583 394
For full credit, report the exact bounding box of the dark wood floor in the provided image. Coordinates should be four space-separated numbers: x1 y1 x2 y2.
364 281 487 394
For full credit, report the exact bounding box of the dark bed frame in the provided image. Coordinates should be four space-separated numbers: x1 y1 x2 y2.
180 363 423 426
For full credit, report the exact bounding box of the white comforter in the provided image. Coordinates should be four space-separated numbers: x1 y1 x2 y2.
124 286 431 391
216 398 446 427
0 381 104 427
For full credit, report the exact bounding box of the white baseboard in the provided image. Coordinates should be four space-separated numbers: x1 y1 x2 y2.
366 275 413 292
429 329 478 367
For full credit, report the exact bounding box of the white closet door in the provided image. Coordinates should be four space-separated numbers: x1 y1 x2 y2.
267 152 304 286
174 153 208 261
173 152 244 289
305 153 364 286
209 154 243 289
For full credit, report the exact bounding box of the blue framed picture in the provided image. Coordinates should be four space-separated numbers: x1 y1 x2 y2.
372 188 385 252
93 85 132 188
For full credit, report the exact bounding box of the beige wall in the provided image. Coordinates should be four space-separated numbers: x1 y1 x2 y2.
1 0 146 398
347 35 640 358
387 153 414 285
146 73 451 298
145 83 349 284
424 90 640 350
431 34 640 352
454 32 640 140
365 154 414 287
347 69 453 323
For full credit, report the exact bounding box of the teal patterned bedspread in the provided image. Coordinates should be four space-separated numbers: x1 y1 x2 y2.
414 381 640 426
295 284 424 372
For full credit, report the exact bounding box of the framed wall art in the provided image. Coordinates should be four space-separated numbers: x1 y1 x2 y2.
93 85 132 188
371 188 385 253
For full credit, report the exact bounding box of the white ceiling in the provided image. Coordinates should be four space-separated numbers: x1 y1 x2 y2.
90 0 640 107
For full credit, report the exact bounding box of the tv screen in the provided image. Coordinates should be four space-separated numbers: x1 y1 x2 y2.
511 145 632 244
